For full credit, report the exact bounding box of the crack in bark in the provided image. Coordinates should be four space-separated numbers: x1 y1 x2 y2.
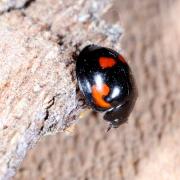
44 96 56 121
0 0 36 15
23 0 36 8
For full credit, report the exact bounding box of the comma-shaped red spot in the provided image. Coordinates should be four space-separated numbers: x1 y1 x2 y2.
118 54 127 64
92 84 111 108
99 57 116 69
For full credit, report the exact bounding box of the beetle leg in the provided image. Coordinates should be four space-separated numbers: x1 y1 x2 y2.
106 123 112 132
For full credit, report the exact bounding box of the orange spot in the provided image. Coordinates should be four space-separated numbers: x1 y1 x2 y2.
92 84 111 108
118 54 126 64
99 57 116 69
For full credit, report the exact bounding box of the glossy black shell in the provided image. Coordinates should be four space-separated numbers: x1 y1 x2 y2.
76 45 138 128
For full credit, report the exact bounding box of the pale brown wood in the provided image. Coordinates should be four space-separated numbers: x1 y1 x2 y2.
0 0 122 178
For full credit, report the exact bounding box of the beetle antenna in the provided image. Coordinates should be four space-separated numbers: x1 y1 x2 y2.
106 123 112 132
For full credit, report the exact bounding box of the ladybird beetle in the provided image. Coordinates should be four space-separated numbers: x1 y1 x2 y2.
76 45 138 130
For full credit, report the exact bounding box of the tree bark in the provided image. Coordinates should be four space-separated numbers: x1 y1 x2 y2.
18 0 180 179
1 0 180 179
0 0 122 179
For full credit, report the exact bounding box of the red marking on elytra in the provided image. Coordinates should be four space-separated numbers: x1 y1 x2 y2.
92 84 111 108
99 57 116 69
118 54 126 64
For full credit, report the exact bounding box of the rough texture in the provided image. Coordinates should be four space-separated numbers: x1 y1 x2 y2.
0 0 180 179
0 11 76 179
0 0 123 179
14 0 180 180
0 0 29 13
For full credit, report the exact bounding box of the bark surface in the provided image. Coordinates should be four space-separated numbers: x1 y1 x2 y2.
0 0 122 179
0 0 179 179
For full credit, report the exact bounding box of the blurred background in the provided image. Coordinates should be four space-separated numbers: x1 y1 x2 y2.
15 0 180 179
